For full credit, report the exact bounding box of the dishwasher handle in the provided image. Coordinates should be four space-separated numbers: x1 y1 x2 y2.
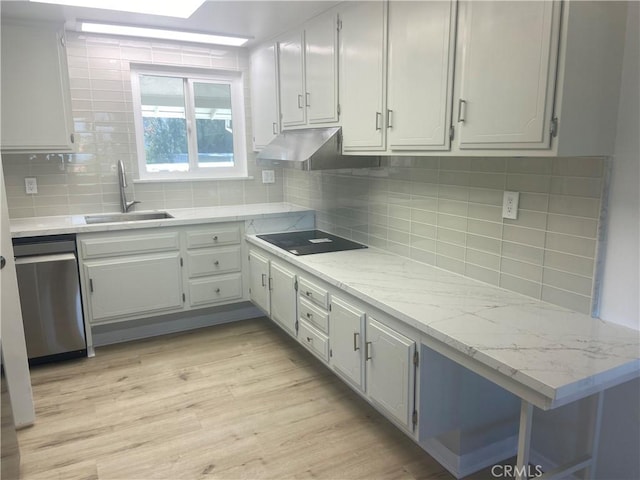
14 253 77 265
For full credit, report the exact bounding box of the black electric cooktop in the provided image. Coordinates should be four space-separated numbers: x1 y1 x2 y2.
257 230 367 256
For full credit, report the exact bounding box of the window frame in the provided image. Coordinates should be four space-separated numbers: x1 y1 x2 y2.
130 65 248 181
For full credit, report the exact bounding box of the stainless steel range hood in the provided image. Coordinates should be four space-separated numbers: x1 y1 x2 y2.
256 127 380 171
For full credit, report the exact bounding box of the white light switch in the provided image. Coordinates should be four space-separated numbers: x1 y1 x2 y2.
262 170 275 184
25 177 38 194
502 191 519 220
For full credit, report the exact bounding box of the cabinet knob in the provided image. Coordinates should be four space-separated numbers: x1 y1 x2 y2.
214 260 220 266
215 288 221 294
213 235 219 242
306 336 312 343
306 291 313 297
306 312 312 319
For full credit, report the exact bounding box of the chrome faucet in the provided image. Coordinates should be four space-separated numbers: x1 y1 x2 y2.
117 160 140 213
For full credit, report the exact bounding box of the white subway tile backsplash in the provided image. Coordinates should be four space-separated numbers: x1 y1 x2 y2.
294 158 602 312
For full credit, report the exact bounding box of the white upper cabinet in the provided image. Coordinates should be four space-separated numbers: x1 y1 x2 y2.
454 1 560 150
387 0 456 151
304 12 339 124
277 9 338 129
278 31 306 128
1 20 75 153
250 43 279 151
338 0 387 151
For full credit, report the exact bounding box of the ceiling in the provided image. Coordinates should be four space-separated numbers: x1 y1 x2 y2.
0 0 341 47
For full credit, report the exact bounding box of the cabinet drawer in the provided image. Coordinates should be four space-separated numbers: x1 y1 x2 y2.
186 246 241 278
80 232 180 259
188 273 243 307
298 319 329 362
186 227 240 249
298 277 329 309
298 297 329 333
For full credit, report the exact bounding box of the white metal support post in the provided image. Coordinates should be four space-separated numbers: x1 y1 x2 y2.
515 400 534 480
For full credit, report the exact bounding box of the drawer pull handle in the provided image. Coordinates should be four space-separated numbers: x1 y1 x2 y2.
261 273 266 287
214 260 220 266
306 336 313 343
306 312 312 319
306 291 313 296
215 288 221 294
213 235 219 242
353 332 360 351
457 98 467 123
365 341 372 360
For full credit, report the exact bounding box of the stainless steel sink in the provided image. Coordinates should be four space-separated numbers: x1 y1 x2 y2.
84 212 173 224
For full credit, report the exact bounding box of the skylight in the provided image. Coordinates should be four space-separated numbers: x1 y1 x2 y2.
29 0 207 19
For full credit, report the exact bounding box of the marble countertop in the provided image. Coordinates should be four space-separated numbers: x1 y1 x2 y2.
247 235 640 410
10 203 313 238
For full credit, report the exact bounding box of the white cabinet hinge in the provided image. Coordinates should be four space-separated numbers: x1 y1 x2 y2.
337 104 341 117
412 410 418 427
182 293 186 303
180 257 183 267
550 116 559 138
294 279 298 291
329 349 333 358
268 277 273 291
413 351 419 367
337 17 342 32
449 125 455 142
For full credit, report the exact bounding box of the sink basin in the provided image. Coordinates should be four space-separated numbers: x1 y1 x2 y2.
84 212 173 224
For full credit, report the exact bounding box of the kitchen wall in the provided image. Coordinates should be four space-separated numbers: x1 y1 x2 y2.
284 156 605 315
2 32 283 218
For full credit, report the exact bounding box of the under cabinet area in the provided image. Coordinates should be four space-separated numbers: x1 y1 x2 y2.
78 223 246 327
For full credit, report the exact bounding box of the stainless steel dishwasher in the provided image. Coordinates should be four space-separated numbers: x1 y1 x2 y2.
13 235 87 365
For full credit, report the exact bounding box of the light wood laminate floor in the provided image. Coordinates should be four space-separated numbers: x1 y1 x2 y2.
18 318 503 480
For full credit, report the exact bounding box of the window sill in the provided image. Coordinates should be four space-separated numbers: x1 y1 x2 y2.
133 176 254 184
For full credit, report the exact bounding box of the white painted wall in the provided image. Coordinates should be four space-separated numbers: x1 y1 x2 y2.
599 1 640 331
595 4 640 479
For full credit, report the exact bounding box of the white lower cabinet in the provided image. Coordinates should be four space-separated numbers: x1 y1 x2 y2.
249 245 418 435
329 296 365 389
270 262 297 335
366 316 416 430
85 252 183 323
79 223 245 326
248 250 297 336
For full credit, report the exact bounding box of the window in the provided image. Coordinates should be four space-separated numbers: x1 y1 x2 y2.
131 67 247 180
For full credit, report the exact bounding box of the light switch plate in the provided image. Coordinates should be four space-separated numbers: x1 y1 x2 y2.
502 191 519 219
262 170 275 184
25 177 38 195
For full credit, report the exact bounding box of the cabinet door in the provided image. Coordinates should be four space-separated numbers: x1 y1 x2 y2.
250 43 279 150
278 31 306 127
387 1 455 150
85 253 183 324
339 1 387 151
329 297 365 389
455 1 560 149
1 21 74 152
248 250 270 314
305 12 339 124
270 261 297 336
366 316 415 430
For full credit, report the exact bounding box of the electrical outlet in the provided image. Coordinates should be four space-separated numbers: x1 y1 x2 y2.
262 170 275 184
502 191 519 220
25 177 38 195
